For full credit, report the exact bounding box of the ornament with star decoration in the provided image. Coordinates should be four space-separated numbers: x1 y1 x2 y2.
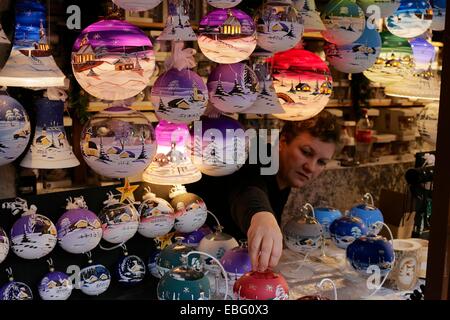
233 270 289 300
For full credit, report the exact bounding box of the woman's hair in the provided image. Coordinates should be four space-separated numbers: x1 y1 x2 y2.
280 110 341 144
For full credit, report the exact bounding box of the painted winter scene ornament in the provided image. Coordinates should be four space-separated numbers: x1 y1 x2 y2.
256 3 304 53
269 48 333 121
234 270 289 300
176 225 212 248
152 68 208 124
158 0 197 41
117 254 146 285
56 197 102 254
72 19 155 101
220 242 252 285
321 0 365 45
0 94 31 167
297 0 326 32
385 0 433 39
38 261 73 301
324 24 382 74
81 106 157 179
431 0 446 31
138 187 175 238
409 37 436 71
208 63 259 113
207 0 242 8
99 192 140 244
170 186 208 234
80 264 111 296
0 227 10 264
112 0 162 12
156 237 200 277
198 9 257 64
357 0 401 18
329 216 368 249
0 277 33 300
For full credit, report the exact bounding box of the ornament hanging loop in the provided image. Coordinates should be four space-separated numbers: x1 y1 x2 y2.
85 251 93 264
363 193 375 207
47 258 55 272
5 267 13 281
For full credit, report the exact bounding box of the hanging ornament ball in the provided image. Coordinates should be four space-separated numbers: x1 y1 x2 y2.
268 48 333 121
256 3 304 53
329 216 368 249
72 19 155 101
313 207 342 239
233 270 289 300
321 0 365 45
409 37 436 70
357 0 401 18
198 9 257 64
148 249 162 278
207 0 243 9
207 63 259 113
220 245 252 283
151 68 208 124
176 224 213 247
138 194 175 239
197 229 239 271
188 115 249 177
156 238 201 277
324 25 382 73
417 102 438 145
99 202 140 244
0 281 33 300
349 203 384 235
0 227 9 264
10 214 57 260
171 193 208 233
81 106 157 179
38 271 73 300
56 208 103 254
116 254 146 285
0 95 31 167
385 1 433 39
112 0 162 12
283 213 323 254
79 264 111 296
431 0 446 31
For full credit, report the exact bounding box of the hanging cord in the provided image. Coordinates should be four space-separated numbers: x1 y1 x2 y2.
207 210 222 230
317 278 338 300
99 241 127 251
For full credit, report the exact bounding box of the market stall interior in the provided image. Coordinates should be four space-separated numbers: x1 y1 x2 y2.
0 0 449 300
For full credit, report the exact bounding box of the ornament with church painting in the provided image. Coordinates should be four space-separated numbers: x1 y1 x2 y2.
80 254 111 296
112 0 162 12
256 3 303 53
431 0 446 31
98 192 140 244
152 68 208 124
20 97 79 169
198 9 257 64
3 198 57 260
189 115 249 177
208 63 259 113
81 106 157 179
38 259 73 300
170 185 208 234
138 187 175 238
321 0 365 45
71 19 155 101
268 48 333 121
357 0 401 18
0 268 33 300
0 22 10 45
324 24 382 73
0 227 9 264
158 0 197 41
385 0 433 39
0 94 31 167
233 270 289 300
116 246 146 285
297 0 326 32
208 0 243 8
56 197 102 255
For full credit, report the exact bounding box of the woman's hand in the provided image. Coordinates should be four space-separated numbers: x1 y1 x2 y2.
247 211 283 272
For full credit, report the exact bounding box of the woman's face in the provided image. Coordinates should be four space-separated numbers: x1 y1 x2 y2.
278 132 336 189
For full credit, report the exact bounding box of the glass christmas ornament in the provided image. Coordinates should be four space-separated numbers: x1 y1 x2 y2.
363 31 414 85
189 115 249 177
138 187 175 238
297 0 326 32
99 192 140 244
0 93 31 167
0 22 10 45
256 3 303 53
297 278 338 300
38 259 72 300
329 215 368 249
0 268 32 300
56 197 102 254
430 0 446 31
220 241 252 285
268 48 333 121
80 263 111 296
143 120 201 185
0 227 9 264
156 237 200 277
234 270 289 300
198 9 257 64
207 0 243 9
72 19 155 101
349 193 384 234
20 97 79 169
417 102 438 145
112 0 162 12
313 207 343 239
81 106 156 179
208 63 259 113
151 68 208 123
321 0 365 45
0 0 66 88
176 225 213 248
409 37 436 71
385 0 433 39
357 0 402 18
324 24 382 73
170 186 208 233
116 247 146 285
148 249 162 278
158 0 197 41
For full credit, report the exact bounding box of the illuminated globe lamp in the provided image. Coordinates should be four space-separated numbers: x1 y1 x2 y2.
0 227 9 264
320 0 365 45
385 0 433 39
357 0 401 18
431 0 446 31
324 24 382 73
268 47 333 121
234 270 289 300
296 0 326 33
417 102 438 145
158 0 197 41
207 0 243 9
71 19 155 101
0 0 66 88
112 0 162 12
198 8 257 64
